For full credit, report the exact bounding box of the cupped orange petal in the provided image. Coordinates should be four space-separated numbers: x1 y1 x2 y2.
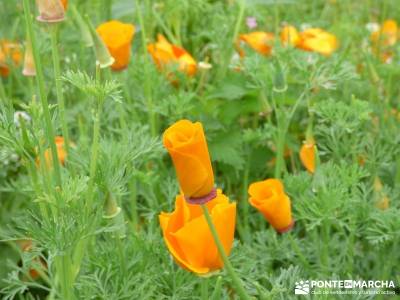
97 20 135 71
248 179 293 232
238 31 275 56
297 28 338 55
371 19 398 47
280 25 300 47
147 35 197 76
163 120 214 198
299 141 315 173
159 190 236 274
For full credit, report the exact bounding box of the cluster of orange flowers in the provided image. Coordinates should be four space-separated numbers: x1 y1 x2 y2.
159 120 294 274
238 25 338 57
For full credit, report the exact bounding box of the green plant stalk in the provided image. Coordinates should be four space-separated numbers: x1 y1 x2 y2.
241 160 250 243
129 177 138 230
218 0 245 80
22 0 62 188
136 0 156 136
201 204 252 300
50 25 70 156
200 277 208 300
287 233 310 269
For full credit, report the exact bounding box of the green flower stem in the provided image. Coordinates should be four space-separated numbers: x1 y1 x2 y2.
201 204 252 300
22 0 62 188
200 277 208 300
136 0 156 136
287 232 310 270
50 24 70 156
85 64 104 211
273 90 308 178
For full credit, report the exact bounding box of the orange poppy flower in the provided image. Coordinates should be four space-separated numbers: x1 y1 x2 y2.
297 28 338 55
36 0 65 23
370 20 398 63
371 20 398 47
299 140 316 173
280 25 300 47
163 120 214 199
96 20 135 71
248 178 294 233
0 41 22 77
37 136 70 168
159 189 236 274
237 31 275 56
147 34 197 76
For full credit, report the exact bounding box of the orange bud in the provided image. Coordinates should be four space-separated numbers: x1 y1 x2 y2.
37 136 72 168
297 28 338 55
237 31 274 56
36 0 65 23
0 40 22 77
300 140 316 173
147 34 197 76
159 190 236 274
280 25 300 47
60 0 68 10
248 179 294 233
163 120 214 199
22 40 36 77
96 20 135 71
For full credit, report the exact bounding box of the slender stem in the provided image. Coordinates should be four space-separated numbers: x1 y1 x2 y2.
136 0 156 136
287 233 310 269
22 0 62 188
200 277 208 300
50 25 70 156
86 65 104 211
201 205 252 300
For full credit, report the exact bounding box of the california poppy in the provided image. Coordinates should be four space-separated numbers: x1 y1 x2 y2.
371 20 398 47
159 189 236 274
96 20 135 71
280 25 300 47
299 139 316 173
370 20 398 63
38 136 70 168
163 120 214 200
297 28 338 55
0 40 22 77
237 31 274 56
248 178 294 233
36 0 65 23
147 34 197 76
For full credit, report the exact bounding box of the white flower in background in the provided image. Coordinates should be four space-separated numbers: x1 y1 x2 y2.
366 22 380 33
13 111 31 128
198 61 212 70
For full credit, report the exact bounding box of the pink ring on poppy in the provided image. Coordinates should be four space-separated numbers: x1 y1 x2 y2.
36 15 65 23
276 219 295 234
184 188 217 205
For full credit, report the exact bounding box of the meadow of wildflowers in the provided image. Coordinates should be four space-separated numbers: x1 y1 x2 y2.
0 0 399 299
